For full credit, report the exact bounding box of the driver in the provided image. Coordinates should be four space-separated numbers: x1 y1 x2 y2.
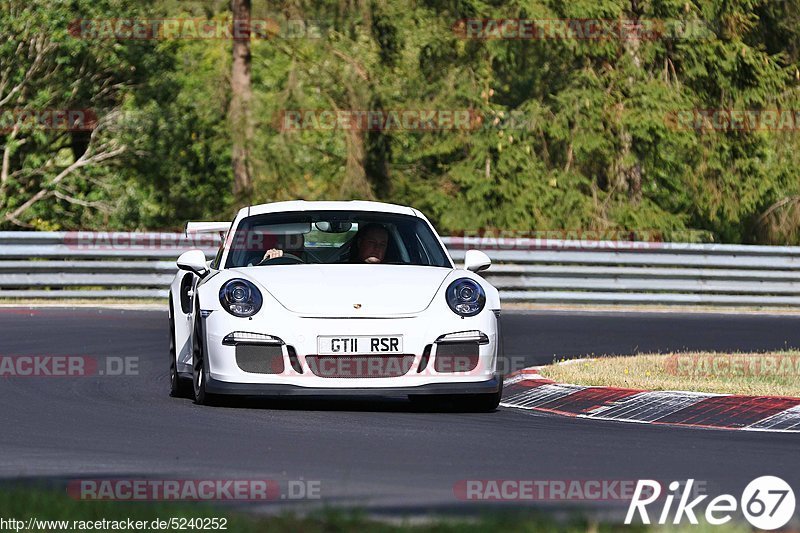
262 233 305 262
351 223 389 264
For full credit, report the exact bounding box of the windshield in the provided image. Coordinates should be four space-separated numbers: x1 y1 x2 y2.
224 211 451 268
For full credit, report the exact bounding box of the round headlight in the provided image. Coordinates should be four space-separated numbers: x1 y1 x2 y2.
446 278 486 317
219 279 263 317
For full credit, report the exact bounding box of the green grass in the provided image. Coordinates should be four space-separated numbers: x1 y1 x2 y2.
540 352 800 397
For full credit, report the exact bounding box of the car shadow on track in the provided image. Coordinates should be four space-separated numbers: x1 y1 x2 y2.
183 395 501 414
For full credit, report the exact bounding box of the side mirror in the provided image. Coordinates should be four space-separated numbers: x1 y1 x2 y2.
177 249 209 276
464 249 491 273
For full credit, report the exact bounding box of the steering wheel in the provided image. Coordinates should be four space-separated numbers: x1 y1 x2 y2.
257 253 304 266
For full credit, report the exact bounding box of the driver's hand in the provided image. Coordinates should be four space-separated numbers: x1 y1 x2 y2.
263 248 284 260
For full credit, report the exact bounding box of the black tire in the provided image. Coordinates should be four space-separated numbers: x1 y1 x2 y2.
463 389 502 412
409 387 502 413
191 310 216 406
465 375 504 412
169 300 191 398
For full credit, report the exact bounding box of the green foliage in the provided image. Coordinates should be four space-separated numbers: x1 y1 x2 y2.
1 0 800 243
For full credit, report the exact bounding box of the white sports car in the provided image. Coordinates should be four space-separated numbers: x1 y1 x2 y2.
168 200 503 410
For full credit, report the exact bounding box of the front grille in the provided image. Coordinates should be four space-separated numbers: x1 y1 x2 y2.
305 354 415 378
235 344 285 374
434 342 480 373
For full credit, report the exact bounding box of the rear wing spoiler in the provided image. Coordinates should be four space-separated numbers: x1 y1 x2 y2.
184 221 230 237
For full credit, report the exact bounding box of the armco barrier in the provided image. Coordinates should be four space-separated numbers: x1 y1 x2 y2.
0 232 799 306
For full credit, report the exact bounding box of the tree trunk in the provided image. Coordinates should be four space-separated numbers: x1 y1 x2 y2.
619 0 643 203
230 0 253 203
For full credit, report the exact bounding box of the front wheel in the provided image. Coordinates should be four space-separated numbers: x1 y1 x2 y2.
463 390 502 412
191 314 216 406
169 301 191 398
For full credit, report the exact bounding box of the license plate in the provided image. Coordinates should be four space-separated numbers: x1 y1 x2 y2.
317 335 403 355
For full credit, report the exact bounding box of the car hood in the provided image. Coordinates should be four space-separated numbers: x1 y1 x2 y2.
237 264 452 316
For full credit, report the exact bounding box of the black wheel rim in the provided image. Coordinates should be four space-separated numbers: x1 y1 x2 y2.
193 355 203 397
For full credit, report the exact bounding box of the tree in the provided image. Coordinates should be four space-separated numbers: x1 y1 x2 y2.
0 0 155 229
230 0 253 203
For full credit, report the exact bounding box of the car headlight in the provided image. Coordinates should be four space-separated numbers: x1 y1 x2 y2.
446 278 485 317
219 279 263 317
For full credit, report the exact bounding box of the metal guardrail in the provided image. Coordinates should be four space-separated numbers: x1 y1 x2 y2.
1 231 799 306
0 231 213 299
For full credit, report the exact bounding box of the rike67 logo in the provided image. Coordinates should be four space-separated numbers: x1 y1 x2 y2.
625 476 795 530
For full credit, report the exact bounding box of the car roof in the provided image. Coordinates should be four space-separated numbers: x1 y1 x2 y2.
239 200 418 218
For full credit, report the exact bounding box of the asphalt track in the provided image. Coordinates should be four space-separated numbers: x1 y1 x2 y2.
1 307 799 519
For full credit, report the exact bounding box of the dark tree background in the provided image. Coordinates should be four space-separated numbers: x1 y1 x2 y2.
1 0 799 244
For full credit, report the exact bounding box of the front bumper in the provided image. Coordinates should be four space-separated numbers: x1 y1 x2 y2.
192 303 501 392
205 373 502 397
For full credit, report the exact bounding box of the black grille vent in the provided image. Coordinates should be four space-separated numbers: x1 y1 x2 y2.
434 342 480 373
235 344 284 374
